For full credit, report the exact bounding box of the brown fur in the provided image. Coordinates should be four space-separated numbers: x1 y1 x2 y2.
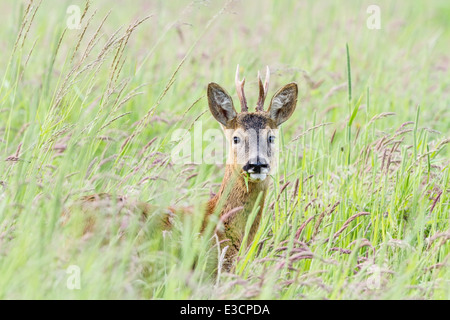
63 193 193 236
204 78 297 271
204 165 269 271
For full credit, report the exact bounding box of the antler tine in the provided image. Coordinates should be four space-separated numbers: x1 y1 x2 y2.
256 66 270 111
235 65 248 112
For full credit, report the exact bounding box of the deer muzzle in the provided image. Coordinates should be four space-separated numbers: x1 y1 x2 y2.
243 157 270 181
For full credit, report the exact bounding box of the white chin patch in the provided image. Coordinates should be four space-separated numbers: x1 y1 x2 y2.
249 173 267 181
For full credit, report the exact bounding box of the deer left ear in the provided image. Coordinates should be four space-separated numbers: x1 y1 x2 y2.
207 83 237 126
267 83 298 126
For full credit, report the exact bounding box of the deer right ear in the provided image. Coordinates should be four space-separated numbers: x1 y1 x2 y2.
267 83 298 126
207 83 237 126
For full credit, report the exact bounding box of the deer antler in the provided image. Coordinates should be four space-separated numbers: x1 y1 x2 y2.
235 65 248 112
256 66 270 112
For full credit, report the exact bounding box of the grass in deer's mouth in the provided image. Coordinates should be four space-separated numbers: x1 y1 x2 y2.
0 0 449 300
243 171 250 192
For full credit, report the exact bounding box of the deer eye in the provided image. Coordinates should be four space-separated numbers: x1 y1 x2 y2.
233 136 240 144
268 135 276 143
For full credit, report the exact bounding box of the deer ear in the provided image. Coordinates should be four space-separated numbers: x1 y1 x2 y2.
207 83 237 126
267 83 298 126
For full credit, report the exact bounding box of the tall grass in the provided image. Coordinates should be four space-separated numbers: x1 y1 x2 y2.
0 0 448 299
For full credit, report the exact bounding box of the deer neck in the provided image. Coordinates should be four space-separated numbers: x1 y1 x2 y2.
208 165 269 251
218 165 269 211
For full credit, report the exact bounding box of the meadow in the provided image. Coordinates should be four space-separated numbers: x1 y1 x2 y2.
0 0 448 299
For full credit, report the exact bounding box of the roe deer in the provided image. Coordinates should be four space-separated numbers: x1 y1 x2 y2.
67 65 298 273
204 65 298 271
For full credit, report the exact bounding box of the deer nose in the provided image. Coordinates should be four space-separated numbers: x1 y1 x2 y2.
243 158 269 174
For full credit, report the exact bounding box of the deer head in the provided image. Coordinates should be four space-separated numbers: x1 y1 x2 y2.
207 65 298 182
